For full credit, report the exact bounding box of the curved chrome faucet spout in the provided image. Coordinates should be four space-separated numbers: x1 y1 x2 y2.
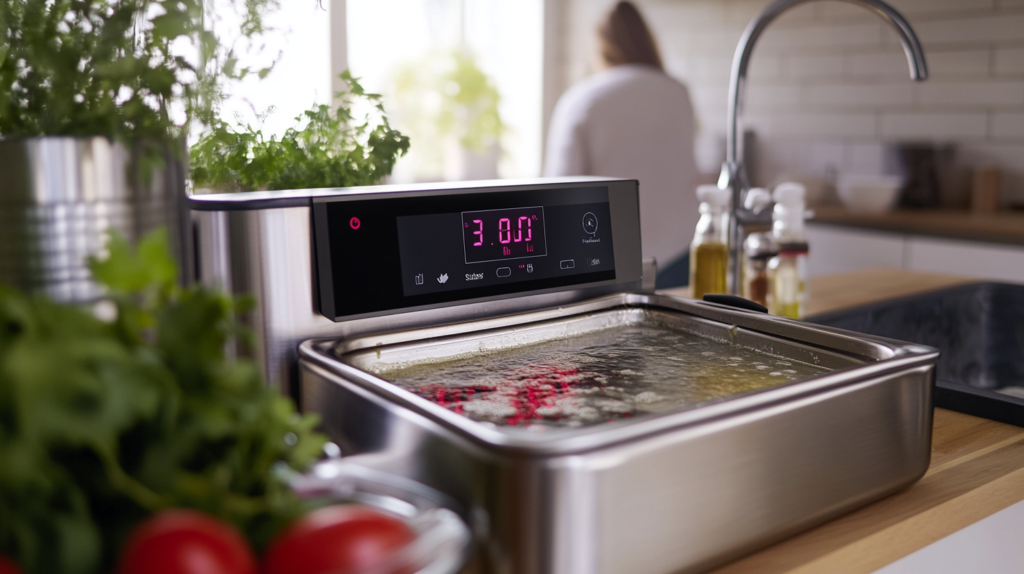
718 0 928 295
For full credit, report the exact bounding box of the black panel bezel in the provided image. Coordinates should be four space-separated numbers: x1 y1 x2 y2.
313 180 641 322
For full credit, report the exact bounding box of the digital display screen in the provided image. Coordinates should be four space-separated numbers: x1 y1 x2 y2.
314 185 622 319
396 197 613 298
462 206 548 263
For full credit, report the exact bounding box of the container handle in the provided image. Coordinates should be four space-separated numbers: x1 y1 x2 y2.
703 294 768 314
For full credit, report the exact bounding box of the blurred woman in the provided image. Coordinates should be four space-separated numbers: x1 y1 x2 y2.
544 1 698 288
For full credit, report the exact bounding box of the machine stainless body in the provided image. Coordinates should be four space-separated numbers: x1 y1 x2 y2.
192 178 936 572
189 177 644 391
300 293 936 574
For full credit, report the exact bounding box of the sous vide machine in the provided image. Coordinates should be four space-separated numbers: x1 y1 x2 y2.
190 178 938 574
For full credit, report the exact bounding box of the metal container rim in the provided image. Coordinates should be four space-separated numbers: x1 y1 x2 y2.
299 293 939 457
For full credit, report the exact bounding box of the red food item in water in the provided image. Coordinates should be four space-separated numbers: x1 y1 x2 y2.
263 505 416 574
0 555 23 574
116 509 257 574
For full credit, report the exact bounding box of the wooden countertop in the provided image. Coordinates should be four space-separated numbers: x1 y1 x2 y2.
661 269 1024 573
809 205 1024 247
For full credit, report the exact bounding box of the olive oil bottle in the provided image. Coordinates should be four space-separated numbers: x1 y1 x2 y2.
690 185 731 299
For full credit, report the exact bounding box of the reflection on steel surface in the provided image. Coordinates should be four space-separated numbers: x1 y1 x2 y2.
300 293 937 574
0 137 191 301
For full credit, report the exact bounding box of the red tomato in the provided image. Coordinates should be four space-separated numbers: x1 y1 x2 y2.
117 509 257 574
263 505 416 574
0 555 23 574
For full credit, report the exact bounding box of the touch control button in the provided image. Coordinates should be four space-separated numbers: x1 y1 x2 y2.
560 260 575 269
582 212 598 235
496 267 511 277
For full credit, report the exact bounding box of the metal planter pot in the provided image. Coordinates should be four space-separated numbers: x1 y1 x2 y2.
0 136 192 301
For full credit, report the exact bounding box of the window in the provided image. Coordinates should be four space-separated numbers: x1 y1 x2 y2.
347 0 544 182
215 1 332 140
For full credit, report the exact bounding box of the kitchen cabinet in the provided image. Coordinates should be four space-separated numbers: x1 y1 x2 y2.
806 222 1024 283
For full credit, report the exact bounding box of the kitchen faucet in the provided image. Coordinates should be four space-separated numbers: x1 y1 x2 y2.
718 0 928 294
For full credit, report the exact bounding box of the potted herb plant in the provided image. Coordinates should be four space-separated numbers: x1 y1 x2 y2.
0 0 278 300
189 70 410 192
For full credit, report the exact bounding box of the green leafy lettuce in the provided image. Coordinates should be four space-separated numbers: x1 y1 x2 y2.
0 229 326 574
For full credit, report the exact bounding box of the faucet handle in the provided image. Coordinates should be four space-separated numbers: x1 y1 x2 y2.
744 187 772 213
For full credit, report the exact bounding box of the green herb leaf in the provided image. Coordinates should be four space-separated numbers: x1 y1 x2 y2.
0 228 326 574
190 71 410 192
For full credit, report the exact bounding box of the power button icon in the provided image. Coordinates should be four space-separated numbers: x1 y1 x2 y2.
350 217 361 230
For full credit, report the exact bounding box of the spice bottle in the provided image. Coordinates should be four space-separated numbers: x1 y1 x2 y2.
743 232 777 309
690 185 731 300
768 182 809 318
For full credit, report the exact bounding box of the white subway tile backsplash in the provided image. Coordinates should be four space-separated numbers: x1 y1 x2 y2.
759 22 882 50
557 0 1024 206
918 81 1024 106
844 142 887 175
914 14 1024 44
808 83 915 107
887 0 996 13
724 0 783 24
682 28 749 53
748 55 782 79
991 113 1024 139
645 2 727 30
785 54 846 77
995 48 1024 75
819 0 995 19
746 84 805 108
881 113 988 139
815 3 877 21
754 112 878 137
927 50 992 78
847 51 915 77
691 55 736 78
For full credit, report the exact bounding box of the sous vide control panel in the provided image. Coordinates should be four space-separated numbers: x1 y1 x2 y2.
313 183 639 321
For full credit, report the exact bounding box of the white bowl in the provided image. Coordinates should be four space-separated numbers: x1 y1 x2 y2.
836 175 904 213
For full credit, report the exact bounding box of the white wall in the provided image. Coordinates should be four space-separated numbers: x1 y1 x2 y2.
550 0 1024 205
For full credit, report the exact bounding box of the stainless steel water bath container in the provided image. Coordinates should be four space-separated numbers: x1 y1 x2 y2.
299 293 937 574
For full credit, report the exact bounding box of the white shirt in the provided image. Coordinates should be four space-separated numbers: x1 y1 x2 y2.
544 64 699 267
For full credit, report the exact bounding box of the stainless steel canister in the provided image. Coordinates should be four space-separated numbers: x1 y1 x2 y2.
0 136 192 301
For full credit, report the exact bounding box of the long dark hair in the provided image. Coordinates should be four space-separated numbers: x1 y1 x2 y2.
598 1 664 71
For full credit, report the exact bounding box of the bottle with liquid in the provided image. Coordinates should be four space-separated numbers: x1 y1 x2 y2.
768 182 809 319
743 232 777 309
689 185 731 299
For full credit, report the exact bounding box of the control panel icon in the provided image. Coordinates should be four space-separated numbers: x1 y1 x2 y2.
526 264 533 273
437 273 449 284
588 258 600 266
582 212 598 235
414 273 424 285
560 260 575 269
496 267 511 278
